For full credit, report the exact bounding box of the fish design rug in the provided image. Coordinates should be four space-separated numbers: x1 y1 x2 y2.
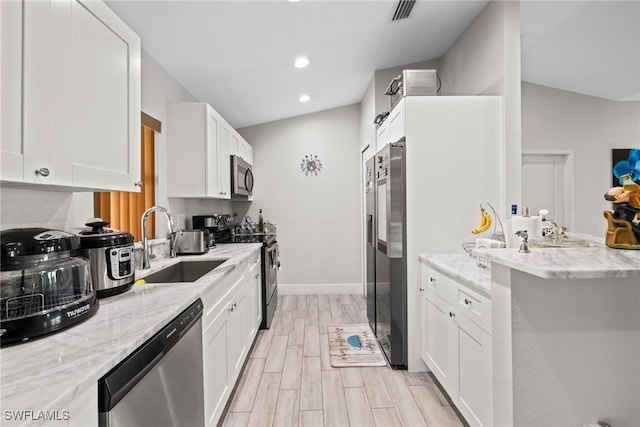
327 324 386 367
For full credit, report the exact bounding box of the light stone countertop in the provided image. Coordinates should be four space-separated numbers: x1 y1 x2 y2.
477 246 640 279
0 243 262 424
419 253 492 297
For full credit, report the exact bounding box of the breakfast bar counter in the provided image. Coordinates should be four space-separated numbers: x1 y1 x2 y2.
483 246 640 426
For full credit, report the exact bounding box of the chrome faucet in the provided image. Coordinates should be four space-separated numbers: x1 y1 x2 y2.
141 206 180 269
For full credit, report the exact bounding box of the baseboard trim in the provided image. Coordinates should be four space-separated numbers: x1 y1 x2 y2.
278 283 362 295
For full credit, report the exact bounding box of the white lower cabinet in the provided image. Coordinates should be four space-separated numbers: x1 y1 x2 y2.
226 280 249 386
420 261 493 427
203 299 231 426
247 255 262 341
422 288 458 393
202 250 262 426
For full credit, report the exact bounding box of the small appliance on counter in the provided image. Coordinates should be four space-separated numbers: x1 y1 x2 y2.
78 220 135 298
0 228 98 345
175 229 210 255
192 214 227 247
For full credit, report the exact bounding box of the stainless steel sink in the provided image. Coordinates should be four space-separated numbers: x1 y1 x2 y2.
528 237 591 248
142 260 227 283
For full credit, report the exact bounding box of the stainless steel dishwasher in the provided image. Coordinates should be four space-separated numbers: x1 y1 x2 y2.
98 299 204 427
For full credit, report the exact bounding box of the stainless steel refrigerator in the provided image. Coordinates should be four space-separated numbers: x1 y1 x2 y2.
372 140 407 369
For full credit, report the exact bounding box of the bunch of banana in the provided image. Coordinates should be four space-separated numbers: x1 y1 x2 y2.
471 205 493 235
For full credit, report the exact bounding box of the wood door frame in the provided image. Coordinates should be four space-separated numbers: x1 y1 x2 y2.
522 149 575 232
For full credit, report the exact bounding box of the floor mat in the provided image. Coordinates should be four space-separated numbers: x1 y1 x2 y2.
327 324 387 367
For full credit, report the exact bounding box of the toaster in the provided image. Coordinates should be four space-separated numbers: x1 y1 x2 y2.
176 229 210 255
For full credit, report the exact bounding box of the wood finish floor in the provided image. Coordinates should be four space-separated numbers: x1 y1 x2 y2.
221 294 465 427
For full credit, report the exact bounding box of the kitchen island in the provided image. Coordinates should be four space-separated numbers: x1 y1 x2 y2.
0 243 262 427
482 247 640 427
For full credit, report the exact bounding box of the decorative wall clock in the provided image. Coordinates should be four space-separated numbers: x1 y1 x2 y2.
300 154 323 176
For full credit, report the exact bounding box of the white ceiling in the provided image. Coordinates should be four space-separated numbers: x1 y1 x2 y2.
106 0 488 128
521 1 640 101
106 1 639 130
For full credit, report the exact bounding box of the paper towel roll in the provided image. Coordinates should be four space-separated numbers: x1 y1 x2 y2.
506 216 542 248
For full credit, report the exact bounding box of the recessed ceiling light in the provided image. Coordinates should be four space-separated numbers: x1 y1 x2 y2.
294 57 310 69
288 0 300 3
299 94 311 103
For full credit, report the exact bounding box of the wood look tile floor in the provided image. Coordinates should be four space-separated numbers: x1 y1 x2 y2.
222 294 465 427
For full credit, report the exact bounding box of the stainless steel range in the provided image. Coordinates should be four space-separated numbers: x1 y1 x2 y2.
193 216 279 329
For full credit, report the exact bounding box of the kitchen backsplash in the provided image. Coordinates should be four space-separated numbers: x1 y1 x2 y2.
0 186 245 239
0 188 94 232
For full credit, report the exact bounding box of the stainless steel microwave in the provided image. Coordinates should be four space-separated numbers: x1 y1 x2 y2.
231 155 254 198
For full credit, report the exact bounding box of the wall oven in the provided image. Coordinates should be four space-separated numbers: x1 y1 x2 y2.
231 155 254 198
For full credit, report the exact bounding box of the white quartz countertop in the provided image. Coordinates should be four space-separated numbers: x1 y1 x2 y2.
478 246 640 279
0 243 262 422
419 254 492 297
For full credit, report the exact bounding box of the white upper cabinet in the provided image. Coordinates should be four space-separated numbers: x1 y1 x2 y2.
168 102 232 199
236 134 253 166
388 99 406 143
0 0 141 191
0 0 24 182
167 102 253 199
66 0 141 191
376 120 389 150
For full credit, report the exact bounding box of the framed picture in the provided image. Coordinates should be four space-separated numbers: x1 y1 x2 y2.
612 148 640 186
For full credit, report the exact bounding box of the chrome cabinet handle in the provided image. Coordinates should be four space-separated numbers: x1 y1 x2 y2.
36 168 50 177
449 312 455 318
419 287 424 292
134 181 142 188
430 277 435 283
464 299 471 306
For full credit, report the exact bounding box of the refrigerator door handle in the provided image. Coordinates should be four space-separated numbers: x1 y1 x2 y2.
367 214 373 245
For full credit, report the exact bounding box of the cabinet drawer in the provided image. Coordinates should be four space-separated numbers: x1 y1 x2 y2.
202 266 244 325
456 285 491 334
247 251 260 273
422 265 457 306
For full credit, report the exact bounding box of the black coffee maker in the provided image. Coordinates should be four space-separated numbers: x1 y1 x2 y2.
192 214 233 245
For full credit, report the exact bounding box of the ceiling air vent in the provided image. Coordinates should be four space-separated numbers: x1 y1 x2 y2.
391 0 416 21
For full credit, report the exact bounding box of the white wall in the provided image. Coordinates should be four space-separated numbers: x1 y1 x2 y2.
1 49 231 237
238 104 361 288
140 49 234 235
439 0 522 220
521 82 640 236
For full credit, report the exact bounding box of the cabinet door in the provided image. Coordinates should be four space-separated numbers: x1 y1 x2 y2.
205 106 221 197
22 0 56 185
65 0 140 191
247 257 262 340
244 139 253 166
376 121 389 149
456 314 493 427
388 99 406 143
227 282 248 385
424 289 458 394
0 0 25 182
225 123 237 156
231 132 240 159
203 304 230 426
217 126 231 199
